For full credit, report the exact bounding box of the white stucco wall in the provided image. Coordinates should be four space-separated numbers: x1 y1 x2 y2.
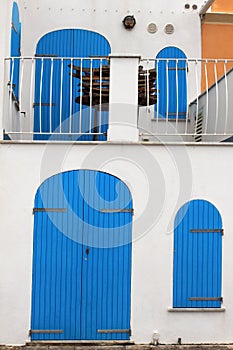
0 142 233 345
19 0 203 59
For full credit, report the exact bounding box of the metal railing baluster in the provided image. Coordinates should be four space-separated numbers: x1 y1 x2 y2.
204 60 209 136
224 60 229 135
214 60 219 135
59 58 64 134
89 59 93 135
69 58 73 134
39 58 44 134
49 58 54 134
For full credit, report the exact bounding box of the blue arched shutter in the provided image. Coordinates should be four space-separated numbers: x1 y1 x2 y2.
173 199 223 308
34 29 110 140
10 2 21 100
156 46 187 119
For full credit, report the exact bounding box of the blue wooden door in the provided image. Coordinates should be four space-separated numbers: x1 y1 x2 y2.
156 47 187 119
173 199 223 308
31 170 132 340
34 29 110 140
10 2 21 100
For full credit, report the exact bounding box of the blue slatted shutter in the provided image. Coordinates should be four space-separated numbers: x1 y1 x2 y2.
34 29 110 140
173 199 223 308
31 170 132 340
156 46 187 119
10 2 21 100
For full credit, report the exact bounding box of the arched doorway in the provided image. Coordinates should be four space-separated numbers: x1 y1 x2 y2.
31 170 133 340
33 29 111 140
156 46 187 119
173 199 223 308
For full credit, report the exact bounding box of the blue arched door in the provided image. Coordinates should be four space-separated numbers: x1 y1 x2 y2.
34 29 111 140
10 2 21 100
31 170 132 340
156 47 187 119
173 199 223 308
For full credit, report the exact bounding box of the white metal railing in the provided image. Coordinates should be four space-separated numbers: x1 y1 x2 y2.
4 56 109 141
3 56 233 142
138 58 233 142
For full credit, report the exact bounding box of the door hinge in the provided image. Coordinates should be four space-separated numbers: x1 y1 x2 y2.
168 67 187 71
100 208 134 214
35 54 58 57
29 329 64 336
33 102 56 108
33 208 67 214
11 21 17 33
98 329 131 335
168 112 187 116
190 229 224 235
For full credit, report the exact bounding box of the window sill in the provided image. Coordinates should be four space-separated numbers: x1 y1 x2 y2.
168 307 226 312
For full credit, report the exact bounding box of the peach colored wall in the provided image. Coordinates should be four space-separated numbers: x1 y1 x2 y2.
202 22 233 90
211 0 233 13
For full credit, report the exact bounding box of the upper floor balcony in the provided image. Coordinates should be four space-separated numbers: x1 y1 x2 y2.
2 54 233 143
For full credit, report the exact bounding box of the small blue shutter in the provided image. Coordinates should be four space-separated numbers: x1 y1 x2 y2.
173 199 223 308
10 2 21 99
156 46 187 119
34 29 110 140
31 170 132 340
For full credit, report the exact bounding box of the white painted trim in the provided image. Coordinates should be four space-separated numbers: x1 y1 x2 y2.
168 307 226 312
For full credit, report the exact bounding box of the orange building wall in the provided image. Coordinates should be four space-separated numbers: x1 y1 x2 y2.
211 0 233 13
202 22 233 90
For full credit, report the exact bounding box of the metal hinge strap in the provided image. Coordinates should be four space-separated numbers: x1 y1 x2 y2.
98 329 131 334
190 229 223 235
168 112 187 115
35 54 58 57
168 68 187 71
11 21 17 33
189 297 223 302
33 102 56 108
100 208 134 214
29 330 64 335
33 208 67 214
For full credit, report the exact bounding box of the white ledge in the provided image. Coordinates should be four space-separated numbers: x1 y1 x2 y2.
168 307 226 312
109 53 141 59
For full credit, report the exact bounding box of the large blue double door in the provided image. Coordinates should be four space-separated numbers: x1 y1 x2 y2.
31 170 132 340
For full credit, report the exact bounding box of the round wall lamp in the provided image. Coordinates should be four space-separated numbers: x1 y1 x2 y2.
122 15 136 29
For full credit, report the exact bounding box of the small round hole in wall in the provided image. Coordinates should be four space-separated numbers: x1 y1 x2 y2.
184 4 190 9
192 4 198 10
164 23 175 34
147 23 158 34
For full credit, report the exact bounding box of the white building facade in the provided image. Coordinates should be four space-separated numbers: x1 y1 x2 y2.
1 0 233 346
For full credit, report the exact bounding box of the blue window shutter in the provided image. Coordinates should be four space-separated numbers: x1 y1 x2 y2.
155 46 187 119
34 29 110 140
10 2 21 99
173 199 223 308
